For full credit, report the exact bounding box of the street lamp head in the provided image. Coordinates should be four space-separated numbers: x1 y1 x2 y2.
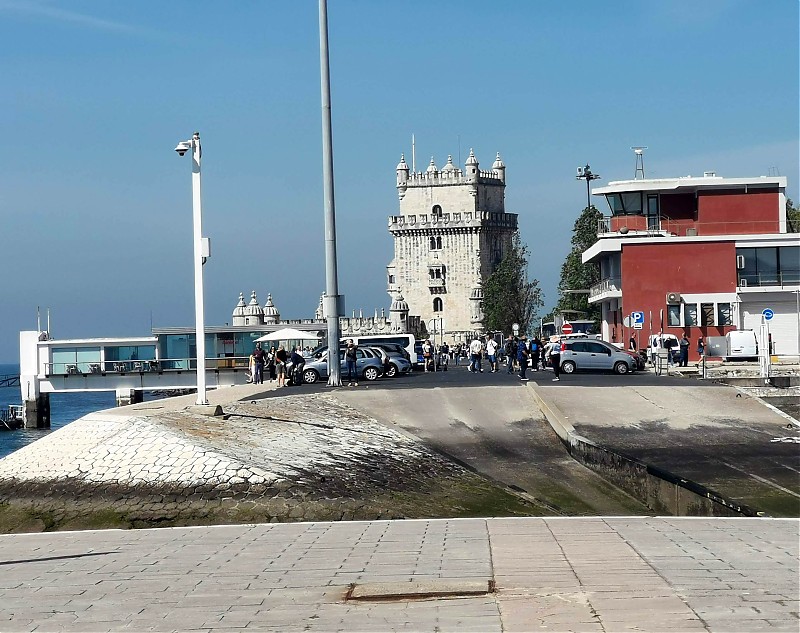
175 140 191 157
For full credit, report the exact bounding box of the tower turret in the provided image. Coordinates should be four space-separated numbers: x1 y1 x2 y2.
465 148 479 183
492 152 506 183
396 154 409 199
243 291 264 326
389 292 410 333
232 292 247 327
262 293 280 325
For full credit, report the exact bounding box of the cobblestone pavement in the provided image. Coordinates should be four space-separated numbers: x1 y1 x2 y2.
0 391 532 527
0 517 795 632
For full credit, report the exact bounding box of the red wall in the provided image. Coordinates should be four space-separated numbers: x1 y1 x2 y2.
697 190 779 235
618 241 737 359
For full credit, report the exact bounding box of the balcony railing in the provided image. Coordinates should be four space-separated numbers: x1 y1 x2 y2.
598 216 783 237
738 272 800 288
428 278 446 288
589 277 622 300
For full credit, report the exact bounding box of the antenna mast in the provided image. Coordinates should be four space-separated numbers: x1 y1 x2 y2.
632 146 647 179
411 134 416 173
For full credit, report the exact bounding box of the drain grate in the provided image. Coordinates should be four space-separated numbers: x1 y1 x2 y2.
346 579 495 602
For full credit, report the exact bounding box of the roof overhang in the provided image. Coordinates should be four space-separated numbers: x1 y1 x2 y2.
592 176 786 197
582 232 799 264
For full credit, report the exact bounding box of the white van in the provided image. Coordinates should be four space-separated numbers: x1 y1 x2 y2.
726 330 758 360
648 334 680 364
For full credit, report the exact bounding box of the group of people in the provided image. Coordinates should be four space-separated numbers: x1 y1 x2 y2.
644 333 705 368
247 342 305 387
460 334 563 382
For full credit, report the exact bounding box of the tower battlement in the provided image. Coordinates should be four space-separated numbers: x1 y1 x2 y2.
388 211 518 233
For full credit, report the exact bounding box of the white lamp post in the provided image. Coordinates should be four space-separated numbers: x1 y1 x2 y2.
175 132 209 405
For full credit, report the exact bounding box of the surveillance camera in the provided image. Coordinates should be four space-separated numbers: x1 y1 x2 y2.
577 167 584 176
175 141 191 156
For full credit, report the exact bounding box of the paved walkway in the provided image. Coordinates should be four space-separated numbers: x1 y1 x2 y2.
0 517 796 632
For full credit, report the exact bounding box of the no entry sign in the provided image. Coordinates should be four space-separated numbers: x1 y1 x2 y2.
561 323 573 335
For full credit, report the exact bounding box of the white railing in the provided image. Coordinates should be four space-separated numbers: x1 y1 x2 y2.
589 277 621 300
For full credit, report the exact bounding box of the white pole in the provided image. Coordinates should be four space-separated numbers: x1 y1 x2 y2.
319 0 342 386
191 132 208 405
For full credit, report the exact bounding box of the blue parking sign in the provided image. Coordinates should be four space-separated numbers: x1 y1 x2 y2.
632 311 645 329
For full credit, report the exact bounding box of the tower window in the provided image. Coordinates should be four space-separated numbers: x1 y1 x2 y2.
433 298 443 312
429 236 442 250
432 205 442 218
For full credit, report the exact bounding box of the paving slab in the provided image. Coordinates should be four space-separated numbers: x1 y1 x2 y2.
0 517 796 632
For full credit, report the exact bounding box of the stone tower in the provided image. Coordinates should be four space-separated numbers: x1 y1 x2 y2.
386 150 518 342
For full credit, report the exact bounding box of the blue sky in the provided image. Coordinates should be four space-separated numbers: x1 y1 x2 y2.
1 0 797 362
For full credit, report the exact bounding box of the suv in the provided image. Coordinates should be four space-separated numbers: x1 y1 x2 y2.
559 339 637 374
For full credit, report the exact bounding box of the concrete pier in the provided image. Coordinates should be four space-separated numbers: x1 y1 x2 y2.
22 393 49 429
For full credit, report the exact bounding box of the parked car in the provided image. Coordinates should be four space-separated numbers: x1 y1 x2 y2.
368 346 412 377
559 339 638 374
367 343 414 374
300 348 383 384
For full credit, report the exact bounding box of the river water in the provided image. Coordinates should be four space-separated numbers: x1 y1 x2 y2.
0 363 116 459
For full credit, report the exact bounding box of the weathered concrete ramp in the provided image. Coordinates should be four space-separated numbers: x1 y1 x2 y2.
534 382 800 517
335 384 649 515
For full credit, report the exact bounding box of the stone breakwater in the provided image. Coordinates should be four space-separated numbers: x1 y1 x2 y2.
0 393 537 532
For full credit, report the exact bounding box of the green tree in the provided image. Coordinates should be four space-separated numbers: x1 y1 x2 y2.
787 198 799 233
482 234 543 335
554 205 603 321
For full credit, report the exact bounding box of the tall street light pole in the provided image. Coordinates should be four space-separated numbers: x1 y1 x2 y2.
175 132 209 405
319 0 343 386
576 164 601 210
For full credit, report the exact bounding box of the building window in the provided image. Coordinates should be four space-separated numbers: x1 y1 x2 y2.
701 303 714 327
684 303 698 326
433 298 443 312
667 305 681 327
737 246 798 286
429 236 443 250
717 303 732 326
432 205 442 218
388 274 395 284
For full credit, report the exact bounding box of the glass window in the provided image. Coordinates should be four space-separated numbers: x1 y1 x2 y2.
668 305 681 326
736 247 758 285
756 248 778 284
779 246 800 284
606 194 624 214
587 342 608 354
433 298 443 312
717 303 732 326
684 303 698 326
620 192 643 215
701 303 714 327
570 342 587 352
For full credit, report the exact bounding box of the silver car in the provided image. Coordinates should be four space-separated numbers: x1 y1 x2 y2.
301 348 383 384
559 340 637 375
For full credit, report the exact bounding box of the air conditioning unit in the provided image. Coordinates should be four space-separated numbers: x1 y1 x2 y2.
666 292 682 304
739 278 748 288
686 228 698 236
736 255 745 270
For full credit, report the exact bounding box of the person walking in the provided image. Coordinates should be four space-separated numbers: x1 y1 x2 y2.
549 336 562 382
629 335 637 352
679 333 690 367
469 336 484 373
267 346 277 381
486 337 499 372
438 341 449 371
275 345 288 387
697 336 705 358
422 339 434 372
504 336 517 374
252 343 267 385
246 351 256 383
517 337 530 381
345 339 359 386
530 337 541 372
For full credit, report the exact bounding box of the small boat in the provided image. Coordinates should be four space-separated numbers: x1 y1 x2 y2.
0 405 23 431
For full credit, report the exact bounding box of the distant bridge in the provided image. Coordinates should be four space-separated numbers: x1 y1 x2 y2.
0 375 20 388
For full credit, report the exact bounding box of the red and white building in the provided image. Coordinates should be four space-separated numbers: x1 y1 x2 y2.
583 172 799 359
